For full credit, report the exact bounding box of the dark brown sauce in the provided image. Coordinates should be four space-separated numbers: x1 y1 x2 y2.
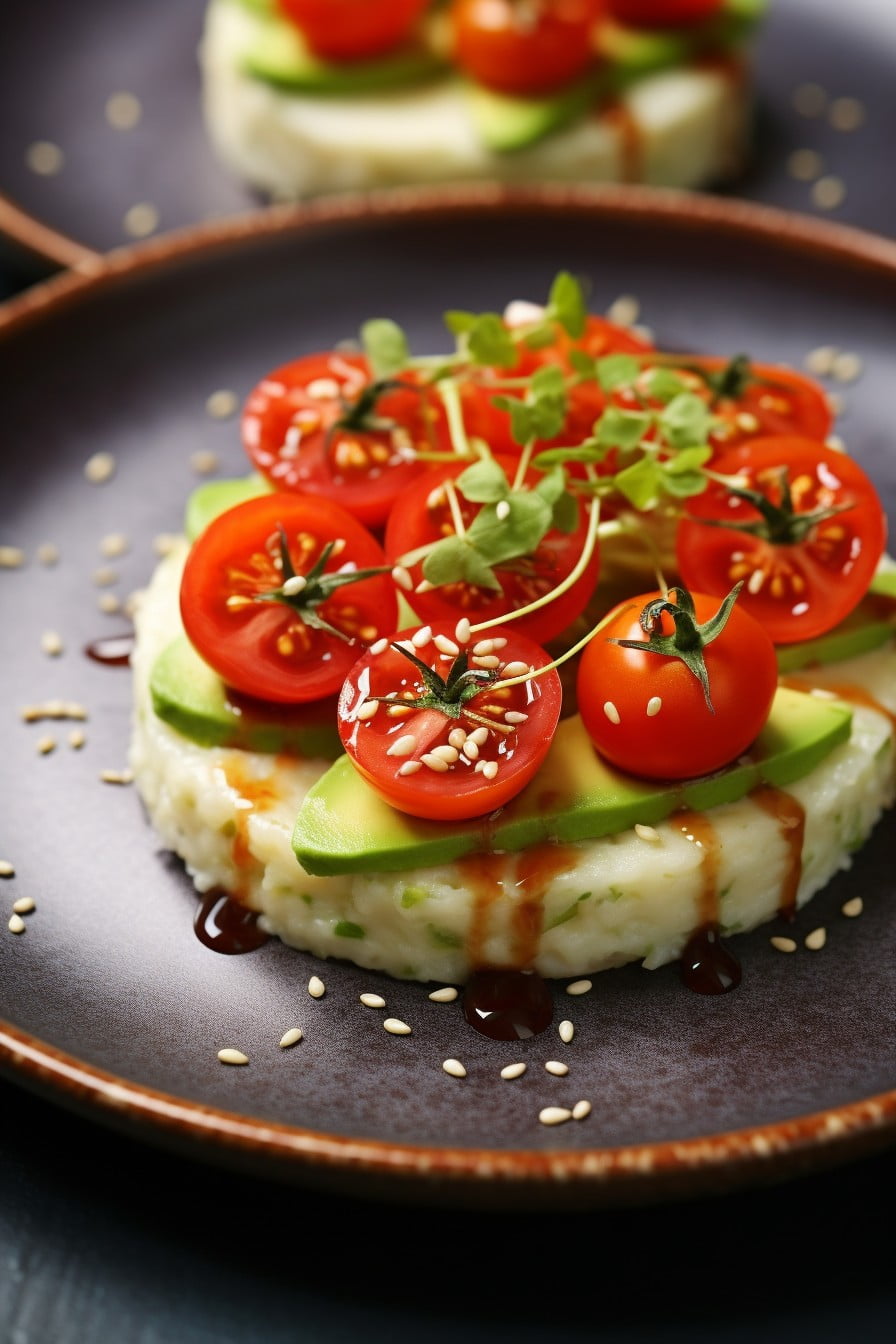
462 967 553 1040
84 630 135 666
194 890 270 954
675 809 741 994
751 784 806 922
601 99 644 183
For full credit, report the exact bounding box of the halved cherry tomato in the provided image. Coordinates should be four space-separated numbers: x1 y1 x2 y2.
576 584 778 780
384 455 600 646
450 0 602 96
676 437 888 644
241 351 445 532
338 621 562 820
179 493 399 704
277 0 429 61
605 1 722 26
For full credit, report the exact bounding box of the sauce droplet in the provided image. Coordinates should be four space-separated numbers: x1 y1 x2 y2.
680 923 742 995
194 890 270 955
84 631 135 666
462 967 553 1040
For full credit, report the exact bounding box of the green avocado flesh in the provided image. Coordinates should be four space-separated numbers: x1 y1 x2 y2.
775 568 896 673
150 635 342 758
242 11 448 93
184 474 272 541
291 687 852 876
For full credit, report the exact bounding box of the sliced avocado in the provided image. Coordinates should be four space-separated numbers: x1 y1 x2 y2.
150 634 342 758
776 568 896 673
184 474 272 541
462 76 605 154
595 23 691 74
292 686 852 875
242 11 448 94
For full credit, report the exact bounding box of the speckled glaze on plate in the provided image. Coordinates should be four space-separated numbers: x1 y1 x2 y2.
0 185 894 1211
1 0 895 268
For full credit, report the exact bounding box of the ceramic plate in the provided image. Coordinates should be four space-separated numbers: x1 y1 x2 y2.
1 0 895 268
1 185 894 1211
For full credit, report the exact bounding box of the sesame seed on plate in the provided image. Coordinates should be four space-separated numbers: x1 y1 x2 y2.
123 202 159 238
217 1048 249 1065
828 96 865 131
442 1059 466 1078
98 594 121 614
770 935 797 953
545 1060 569 1076
36 543 59 566
190 449 219 476
13 897 35 915
279 1028 303 1048
0 861 14 877
841 896 863 918
428 986 458 1003
360 992 386 1009
812 176 846 211
383 1018 411 1036
105 91 142 129
84 452 116 485
308 975 326 998
805 926 827 951
501 1062 527 1080
539 1106 572 1127
100 768 133 785
93 566 118 587
36 736 56 756
566 979 592 996
8 914 26 935
0 546 25 569
831 351 863 383
25 140 64 175
40 631 63 657
205 389 239 419
792 82 827 117
153 532 179 556
787 148 824 182
572 1100 592 1121
805 345 838 377
606 294 640 326
68 729 86 750
99 533 129 558
558 1020 575 1044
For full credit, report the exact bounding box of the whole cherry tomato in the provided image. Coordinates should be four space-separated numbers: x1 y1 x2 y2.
241 351 446 531
576 583 778 780
277 0 429 60
179 493 399 704
338 621 562 820
450 0 603 96
675 436 887 644
605 1 722 26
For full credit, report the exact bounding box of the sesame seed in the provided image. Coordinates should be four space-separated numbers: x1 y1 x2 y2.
360 993 386 1009
826 435 846 452
500 1062 526 1080
279 1027 303 1048
635 823 660 843
558 1020 574 1044
442 1058 467 1078
747 568 766 594
539 1106 572 1127
105 91 142 129
645 696 662 717
572 1100 592 1121
12 897 35 915
805 926 827 951
387 734 417 758
308 976 325 998
26 140 64 175
190 449 219 476
217 1048 249 1065
606 294 640 326
0 546 26 568
415 580 435 594
153 532 179 556
398 760 423 776
36 736 56 756
98 594 121 614
504 299 546 327
770 935 797 953
433 634 459 655
370 637 389 655
472 639 495 656
428 986 458 1002
793 82 828 117
469 727 489 746
566 979 592 996
84 452 116 484
829 96 865 131
206 389 238 419
0 861 14 877
8 914 26 935
68 729 86 750
448 728 467 749
812 176 846 211
411 625 432 647
462 739 479 760
831 351 863 383
787 148 824 181
495 500 511 522
480 760 498 780
37 543 59 566
123 202 159 238
502 661 530 679
841 896 863 918
99 533 129 558
736 412 760 433
421 753 450 773
40 631 63 657
430 744 459 764
545 1060 569 1076
455 618 472 644
356 700 379 721
603 701 621 725
281 575 306 597
391 565 413 591
93 566 118 588
306 377 340 399
473 655 501 669
805 344 838 376
100 768 133 785
383 1018 411 1036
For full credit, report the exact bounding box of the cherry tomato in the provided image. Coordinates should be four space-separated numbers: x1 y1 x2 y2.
676 437 888 644
605 1 722 26
241 351 444 531
384 455 600 646
338 621 562 820
179 493 399 704
450 0 602 97
277 0 429 60
576 585 778 780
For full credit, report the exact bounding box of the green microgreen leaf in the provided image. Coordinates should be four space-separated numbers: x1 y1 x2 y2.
422 535 502 591
658 392 715 450
444 310 518 368
494 364 568 446
546 271 587 339
550 489 580 534
568 349 598 382
595 353 641 392
360 318 410 381
595 406 651 452
613 456 663 511
454 457 510 504
465 492 553 567
643 366 688 404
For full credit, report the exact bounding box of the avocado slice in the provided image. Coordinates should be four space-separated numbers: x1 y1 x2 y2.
292 686 852 875
776 567 896 673
242 10 448 94
149 634 343 758
184 474 272 541
462 76 606 154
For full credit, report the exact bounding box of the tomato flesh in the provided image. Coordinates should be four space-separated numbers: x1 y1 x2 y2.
450 0 602 96
277 0 429 60
180 493 399 704
676 437 888 644
576 588 778 780
241 351 443 531
338 622 562 820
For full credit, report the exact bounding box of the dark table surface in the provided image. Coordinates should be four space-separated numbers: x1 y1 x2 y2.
3 1 896 1339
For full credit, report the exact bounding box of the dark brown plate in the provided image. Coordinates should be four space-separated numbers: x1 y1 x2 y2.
1 184 894 1211
1 0 896 268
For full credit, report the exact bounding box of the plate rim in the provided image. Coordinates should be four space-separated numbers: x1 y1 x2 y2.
2 180 895 1209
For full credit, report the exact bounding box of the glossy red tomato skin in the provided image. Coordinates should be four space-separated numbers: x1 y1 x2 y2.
241 351 445 532
451 0 602 96
605 0 722 26
384 456 601 646
676 437 888 645
338 622 562 820
179 493 399 705
277 0 429 60
576 589 778 780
